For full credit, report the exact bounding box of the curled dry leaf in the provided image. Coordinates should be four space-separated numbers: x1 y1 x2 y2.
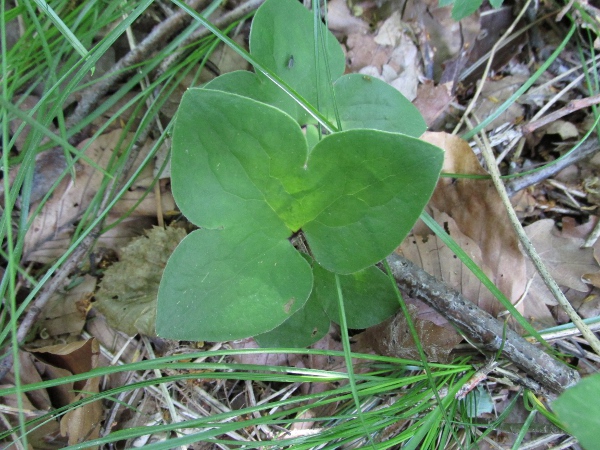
419 132 527 316
33 339 102 448
23 129 175 263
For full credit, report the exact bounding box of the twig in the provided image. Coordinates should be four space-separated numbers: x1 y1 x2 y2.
386 253 580 394
523 92 600 135
505 139 599 196
473 118 600 356
524 72 585 131
156 0 266 77
584 218 600 247
65 0 208 137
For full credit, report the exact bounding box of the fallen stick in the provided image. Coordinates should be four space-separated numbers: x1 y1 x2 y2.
66 0 208 137
386 252 580 394
505 139 599 196
156 0 266 77
522 94 600 136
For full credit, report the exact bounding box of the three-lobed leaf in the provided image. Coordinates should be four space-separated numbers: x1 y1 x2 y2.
158 89 443 341
157 0 444 343
169 88 443 275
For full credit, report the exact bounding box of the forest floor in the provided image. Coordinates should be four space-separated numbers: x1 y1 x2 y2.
2 0 600 448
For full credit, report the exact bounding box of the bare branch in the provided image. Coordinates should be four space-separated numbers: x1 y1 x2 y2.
386 252 580 394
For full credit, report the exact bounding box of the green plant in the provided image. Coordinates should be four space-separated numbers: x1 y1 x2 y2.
440 0 504 21
156 0 444 345
552 373 600 449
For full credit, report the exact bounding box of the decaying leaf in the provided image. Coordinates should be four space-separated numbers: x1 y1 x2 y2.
30 339 102 448
0 340 103 448
94 226 186 336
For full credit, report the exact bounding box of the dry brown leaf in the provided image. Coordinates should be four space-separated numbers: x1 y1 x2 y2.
0 351 64 449
400 209 502 314
0 386 60 449
0 340 103 448
354 299 462 363
413 80 454 128
511 189 538 219
544 120 579 140
38 275 96 339
23 129 175 263
354 12 422 101
30 339 102 448
421 132 527 312
561 216 597 239
582 273 600 289
525 219 598 302
1 353 53 425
